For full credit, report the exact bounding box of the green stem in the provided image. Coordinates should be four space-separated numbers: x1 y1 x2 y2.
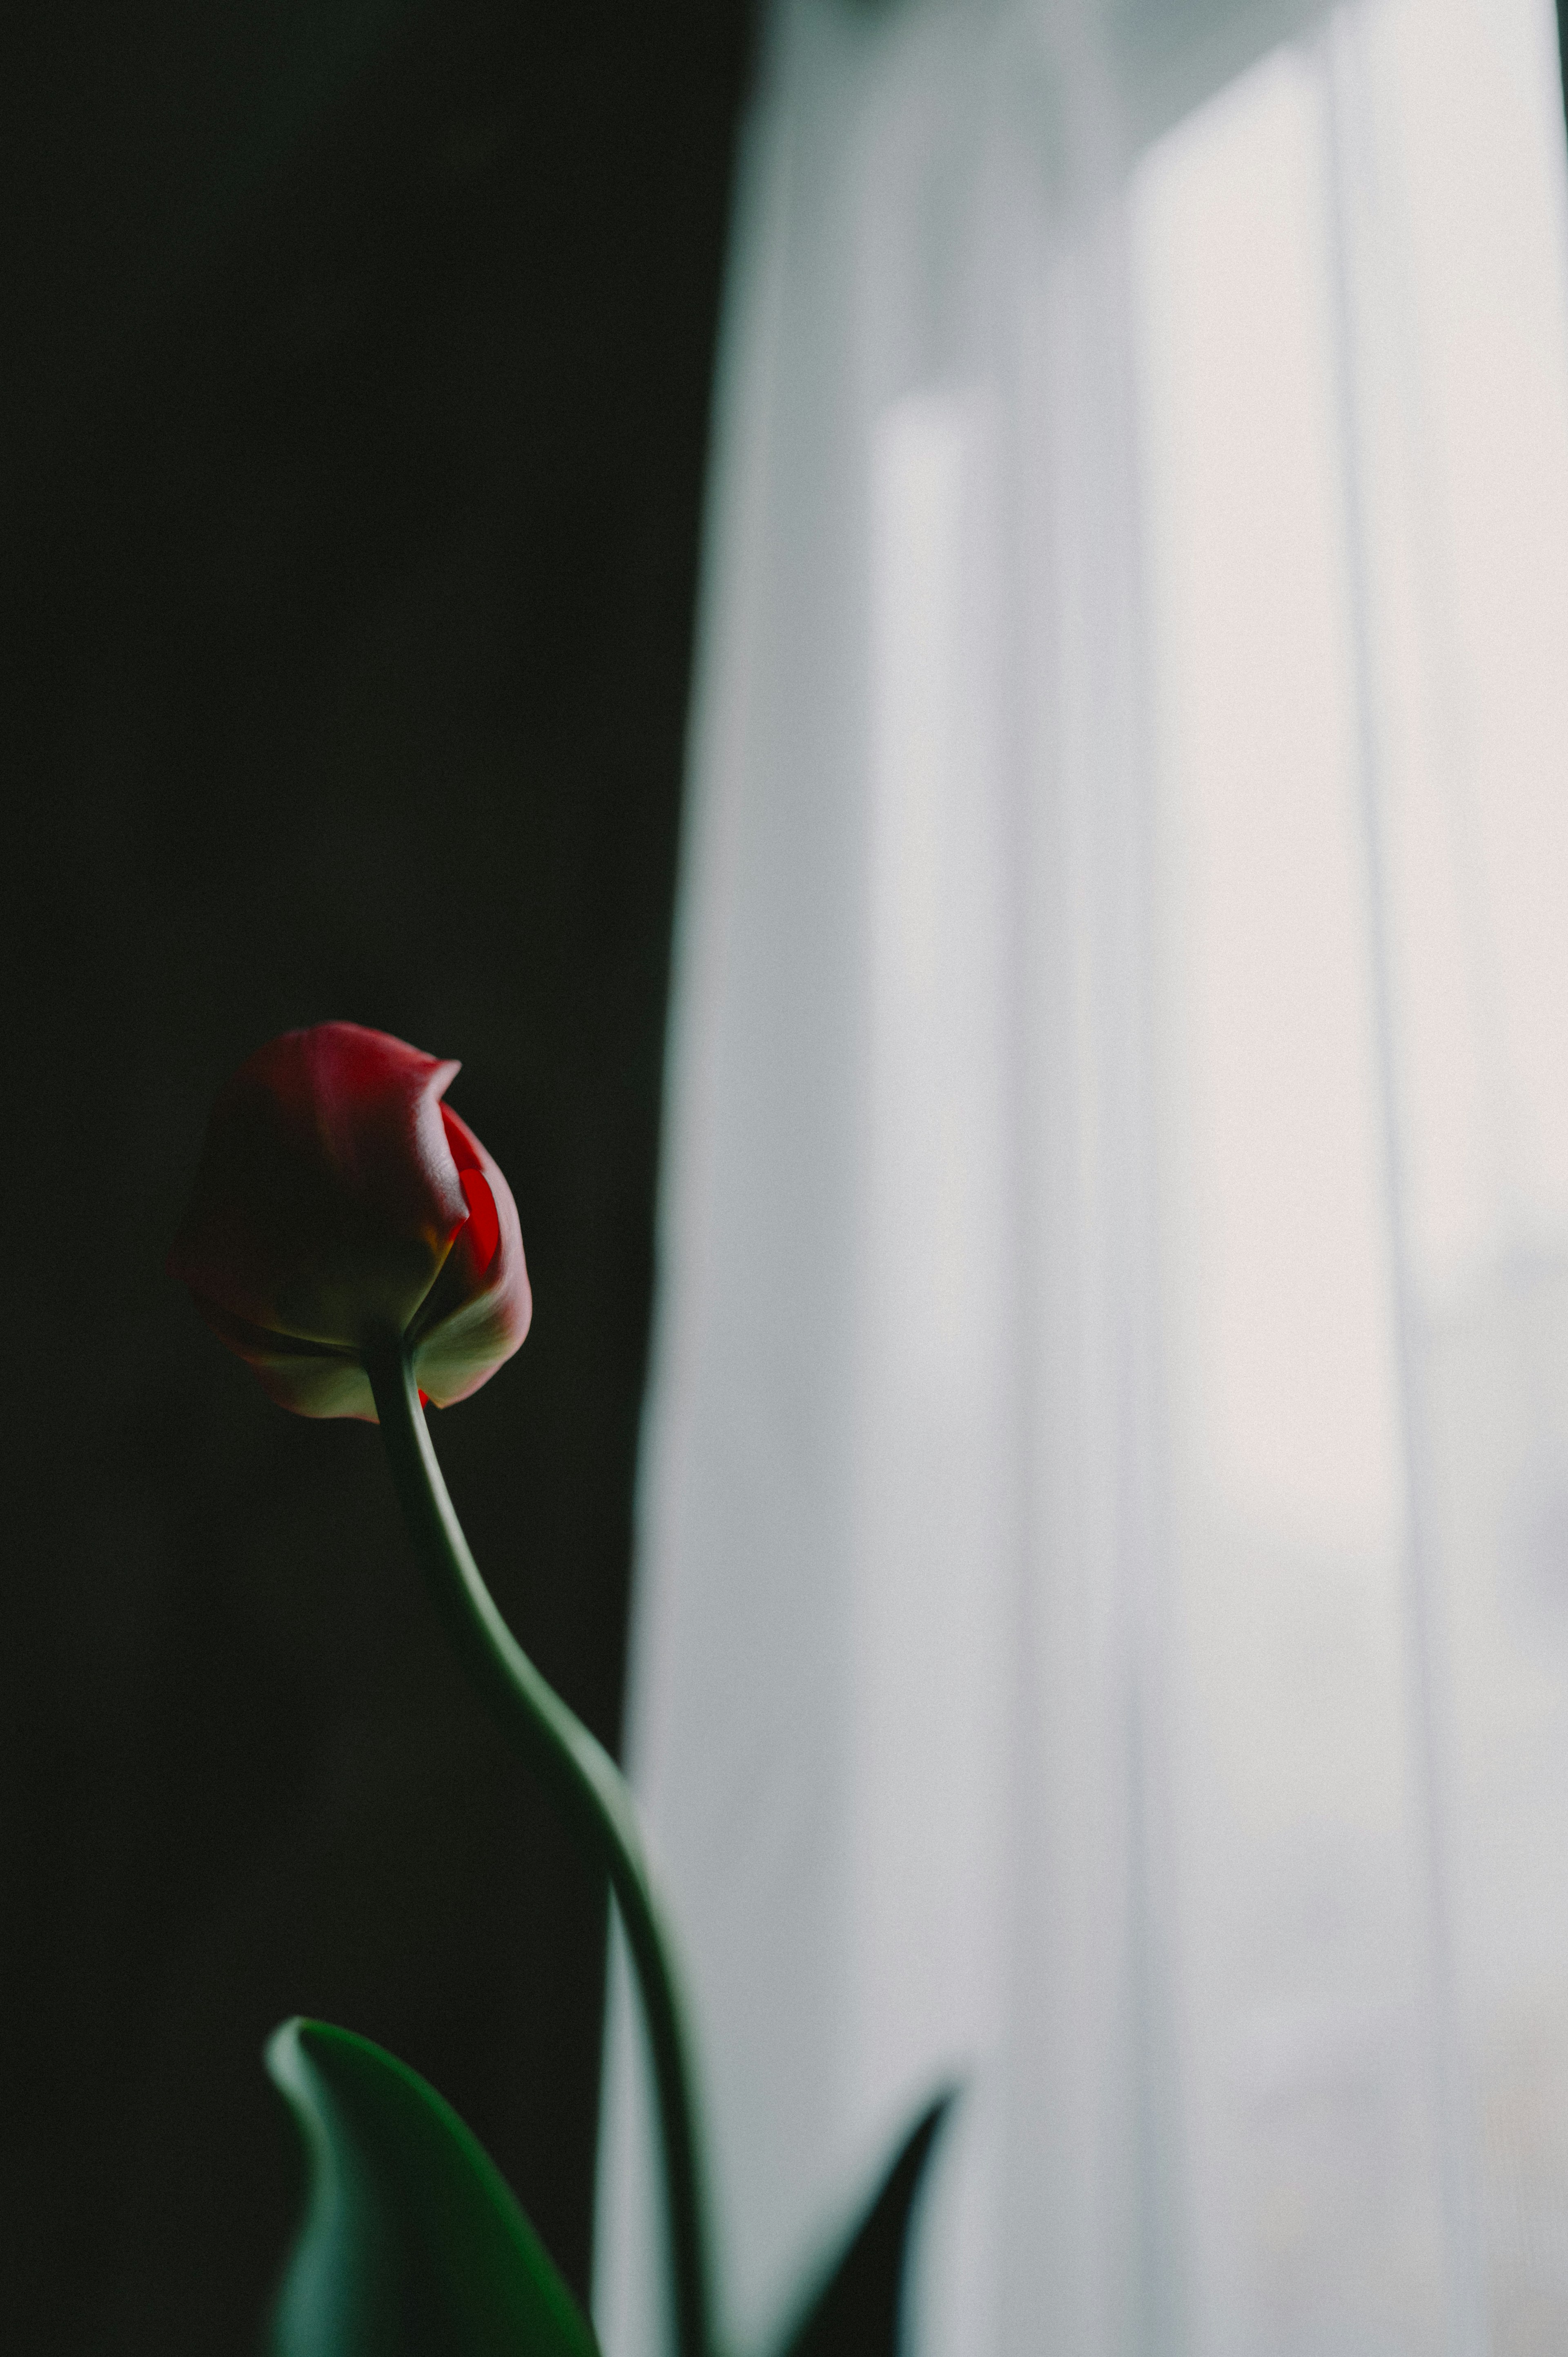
367 1345 715 2357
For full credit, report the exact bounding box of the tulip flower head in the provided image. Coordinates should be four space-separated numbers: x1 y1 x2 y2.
169 1022 531 1418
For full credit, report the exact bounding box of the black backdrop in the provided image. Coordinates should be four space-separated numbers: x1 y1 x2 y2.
2 3 751 2348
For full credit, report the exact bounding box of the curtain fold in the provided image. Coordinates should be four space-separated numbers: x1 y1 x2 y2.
598 2 1568 2352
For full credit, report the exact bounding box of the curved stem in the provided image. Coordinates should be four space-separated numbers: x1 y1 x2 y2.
367 1345 715 2357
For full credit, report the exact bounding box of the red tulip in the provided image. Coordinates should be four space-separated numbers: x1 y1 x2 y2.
169 1022 532 1419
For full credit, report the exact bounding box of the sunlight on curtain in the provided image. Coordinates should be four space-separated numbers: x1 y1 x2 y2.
597 3 1568 2354
1144 3 1568 2349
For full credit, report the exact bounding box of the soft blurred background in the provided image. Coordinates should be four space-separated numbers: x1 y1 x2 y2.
595 6 1568 2357
12 4 1568 2357
2 4 750 2348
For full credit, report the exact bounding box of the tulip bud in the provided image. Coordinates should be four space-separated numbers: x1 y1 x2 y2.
169 1022 532 1418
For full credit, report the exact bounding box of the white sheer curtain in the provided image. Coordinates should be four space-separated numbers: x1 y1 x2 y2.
596 2 1568 2354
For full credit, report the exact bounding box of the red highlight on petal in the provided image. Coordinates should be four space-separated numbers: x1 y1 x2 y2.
459 1166 500 1278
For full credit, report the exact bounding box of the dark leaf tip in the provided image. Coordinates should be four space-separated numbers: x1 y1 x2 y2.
776 2089 957 2357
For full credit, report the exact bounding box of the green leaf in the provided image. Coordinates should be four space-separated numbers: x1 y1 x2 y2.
774 2094 954 2357
264 2016 601 2357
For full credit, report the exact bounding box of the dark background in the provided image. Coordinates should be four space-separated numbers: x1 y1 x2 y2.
3 2 751 2348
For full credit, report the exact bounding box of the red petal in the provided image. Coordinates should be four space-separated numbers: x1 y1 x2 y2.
168 1021 466 1351
459 1166 500 1277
